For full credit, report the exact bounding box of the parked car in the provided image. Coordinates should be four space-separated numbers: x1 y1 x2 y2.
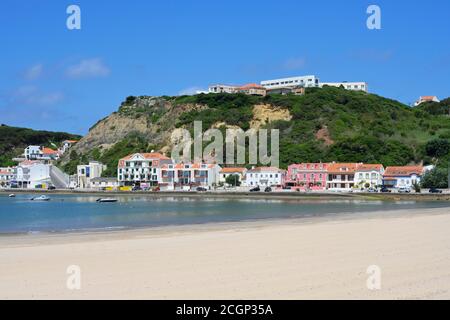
132 186 142 192
249 186 260 192
196 186 207 192
380 186 392 193
47 185 56 190
429 187 443 194
264 187 272 193
367 187 378 193
398 187 411 193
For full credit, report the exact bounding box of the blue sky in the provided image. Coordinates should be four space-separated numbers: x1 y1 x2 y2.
0 0 449 134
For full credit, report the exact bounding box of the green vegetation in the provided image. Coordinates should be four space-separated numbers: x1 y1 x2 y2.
0 124 81 167
225 174 241 187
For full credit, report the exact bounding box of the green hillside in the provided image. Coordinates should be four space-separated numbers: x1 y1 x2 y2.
0 124 81 167
60 87 450 180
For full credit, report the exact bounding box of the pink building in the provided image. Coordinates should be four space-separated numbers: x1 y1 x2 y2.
284 163 328 191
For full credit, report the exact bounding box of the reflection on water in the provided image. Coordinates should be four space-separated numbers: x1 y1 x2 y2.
0 194 448 234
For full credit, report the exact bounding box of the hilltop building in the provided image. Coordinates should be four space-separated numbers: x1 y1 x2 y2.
24 146 59 162
320 82 368 92
414 96 440 106
261 75 320 90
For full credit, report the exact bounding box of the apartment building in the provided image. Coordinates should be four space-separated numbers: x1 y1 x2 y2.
237 83 266 96
160 162 221 190
117 152 172 187
285 163 328 191
261 75 320 90
354 164 384 189
320 82 368 92
0 167 15 187
208 84 239 94
326 163 360 191
244 167 285 187
77 161 106 189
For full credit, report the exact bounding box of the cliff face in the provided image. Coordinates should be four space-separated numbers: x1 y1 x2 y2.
67 96 292 160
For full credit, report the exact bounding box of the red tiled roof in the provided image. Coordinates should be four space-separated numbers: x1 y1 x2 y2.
327 163 360 174
420 96 437 101
220 167 246 173
356 164 384 171
120 153 169 161
384 166 423 176
42 147 58 154
239 83 266 90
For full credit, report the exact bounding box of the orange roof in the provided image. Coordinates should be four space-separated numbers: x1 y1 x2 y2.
420 96 438 101
0 170 10 175
42 147 58 154
220 167 246 173
356 164 384 172
384 166 423 176
65 140 78 143
120 152 170 161
327 163 360 174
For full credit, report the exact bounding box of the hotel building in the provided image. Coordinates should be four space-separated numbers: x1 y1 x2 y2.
326 163 360 191
160 162 221 190
261 75 320 90
117 152 172 187
354 164 384 189
244 167 285 187
382 166 424 189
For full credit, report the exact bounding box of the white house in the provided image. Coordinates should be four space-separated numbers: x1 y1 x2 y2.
218 167 247 185
60 140 78 154
354 164 384 189
244 167 285 187
326 163 360 191
117 152 172 187
261 75 320 90
208 84 239 94
160 162 221 190
0 167 15 187
24 145 59 161
77 161 106 189
320 82 368 92
382 166 424 189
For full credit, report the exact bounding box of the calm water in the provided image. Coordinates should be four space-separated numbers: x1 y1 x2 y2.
0 194 449 234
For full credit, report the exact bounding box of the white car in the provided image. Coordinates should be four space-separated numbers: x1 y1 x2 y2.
398 187 411 193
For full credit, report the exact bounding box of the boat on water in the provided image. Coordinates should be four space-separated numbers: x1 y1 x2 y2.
9 194 16 198
31 195 51 201
96 198 118 203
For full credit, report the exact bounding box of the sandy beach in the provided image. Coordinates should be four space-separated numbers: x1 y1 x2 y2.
1 207 450 300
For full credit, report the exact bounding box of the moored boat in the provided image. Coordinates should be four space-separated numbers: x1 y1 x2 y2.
9 194 16 198
96 198 118 203
31 195 50 201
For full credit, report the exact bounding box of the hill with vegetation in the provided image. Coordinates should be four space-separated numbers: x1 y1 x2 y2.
0 124 81 167
59 87 450 185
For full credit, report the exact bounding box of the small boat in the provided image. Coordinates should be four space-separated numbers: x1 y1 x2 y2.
96 198 118 203
9 194 16 198
31 195 50 201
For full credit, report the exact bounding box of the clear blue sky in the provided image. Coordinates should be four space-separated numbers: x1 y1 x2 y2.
0 0 449 134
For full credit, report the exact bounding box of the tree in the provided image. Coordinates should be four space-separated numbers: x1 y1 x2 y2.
225 174 241 187
421 168 449 188
425 139 450 158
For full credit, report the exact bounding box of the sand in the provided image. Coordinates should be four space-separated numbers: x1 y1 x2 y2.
1 207 450 300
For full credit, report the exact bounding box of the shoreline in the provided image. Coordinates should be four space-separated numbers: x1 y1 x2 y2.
1 207 450 299
2 188 450 201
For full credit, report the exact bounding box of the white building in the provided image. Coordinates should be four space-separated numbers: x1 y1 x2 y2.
326 163 360 191
77 161 106 189
414 96 440 106
0 167 15 187
14 160 52 189
90 177 120 190
160 163 221 190
354 164 384 189
218 167 247 185
382 166 424 189
244 167 285 187
118 152 172 187
261 75 320 90
208 84 239 94
320 82 368 92
60 140 78 154
24 145 59 161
